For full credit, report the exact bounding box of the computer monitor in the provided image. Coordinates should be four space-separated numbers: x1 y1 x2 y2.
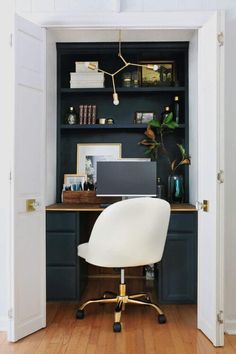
96 161 157 197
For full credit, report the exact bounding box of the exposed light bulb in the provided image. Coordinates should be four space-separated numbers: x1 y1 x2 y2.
113 93 119 105
146 64 159 72
153 64 159 72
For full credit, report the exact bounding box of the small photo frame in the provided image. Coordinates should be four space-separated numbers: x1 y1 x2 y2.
140 61 175 86
64 174 86 191
134 112 155 124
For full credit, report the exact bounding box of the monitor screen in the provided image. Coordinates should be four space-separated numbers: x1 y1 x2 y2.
96 161 157 197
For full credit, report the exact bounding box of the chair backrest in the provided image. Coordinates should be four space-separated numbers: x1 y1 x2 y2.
85 197 171 268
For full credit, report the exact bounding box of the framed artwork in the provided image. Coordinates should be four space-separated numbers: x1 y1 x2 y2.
134 111 155 124
64 174 86 190
140 61 175 86
77 143 122 183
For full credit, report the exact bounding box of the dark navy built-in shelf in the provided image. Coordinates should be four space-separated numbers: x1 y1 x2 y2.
61 124 185 130
61 87 186 94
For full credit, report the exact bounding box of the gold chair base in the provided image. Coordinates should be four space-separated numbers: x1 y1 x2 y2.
77 282 166 331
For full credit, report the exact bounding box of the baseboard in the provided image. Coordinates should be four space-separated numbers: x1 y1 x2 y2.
225 319 236 335
0 316 7 332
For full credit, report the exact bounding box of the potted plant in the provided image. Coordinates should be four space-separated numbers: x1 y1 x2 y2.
138 112 191 202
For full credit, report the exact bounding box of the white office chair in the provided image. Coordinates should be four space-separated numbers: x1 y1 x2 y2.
76 197 171 332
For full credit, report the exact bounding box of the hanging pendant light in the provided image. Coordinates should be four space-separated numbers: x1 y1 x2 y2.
87 31 158 105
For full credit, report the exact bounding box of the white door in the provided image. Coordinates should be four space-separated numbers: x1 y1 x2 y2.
8 14 46 342
197 11 225 346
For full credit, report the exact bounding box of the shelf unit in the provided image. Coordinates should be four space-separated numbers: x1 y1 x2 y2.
56 42 189 202
61 86 186 93
60 123 186 130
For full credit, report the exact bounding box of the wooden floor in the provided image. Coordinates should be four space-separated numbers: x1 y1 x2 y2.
1 277 236 354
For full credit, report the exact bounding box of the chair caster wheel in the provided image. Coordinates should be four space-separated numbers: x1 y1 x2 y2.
113 322 121 332
158 314 166 324
76 309 84 319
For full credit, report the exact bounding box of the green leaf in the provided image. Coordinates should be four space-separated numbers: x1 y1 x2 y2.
164 121 179 129
177 144 186 157
144 149 152 155
163 112 173 124
148 119 161 128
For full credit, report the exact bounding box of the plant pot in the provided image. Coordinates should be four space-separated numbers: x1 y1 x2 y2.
168 174 184 203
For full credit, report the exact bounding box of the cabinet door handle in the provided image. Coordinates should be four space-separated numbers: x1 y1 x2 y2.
26 199 40 212
196 200 209 212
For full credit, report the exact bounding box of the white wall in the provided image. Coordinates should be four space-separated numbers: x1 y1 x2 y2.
45 30 57 205
188 31 198 205
1 0 235 334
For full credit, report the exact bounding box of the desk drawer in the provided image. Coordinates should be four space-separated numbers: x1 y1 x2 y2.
46 212 77 232
46 266 76 300
168 212 197 232
46 232 76 266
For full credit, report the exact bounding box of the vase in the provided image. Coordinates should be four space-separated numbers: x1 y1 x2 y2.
168 174 184 203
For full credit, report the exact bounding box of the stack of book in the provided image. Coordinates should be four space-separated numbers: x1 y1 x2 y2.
79 105 97 124
70 61 104 88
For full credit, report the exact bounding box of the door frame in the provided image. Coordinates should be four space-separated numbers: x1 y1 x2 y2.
5 9 224 345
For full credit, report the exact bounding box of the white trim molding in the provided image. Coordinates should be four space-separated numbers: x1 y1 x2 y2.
17 11 215 29
225 320 236 335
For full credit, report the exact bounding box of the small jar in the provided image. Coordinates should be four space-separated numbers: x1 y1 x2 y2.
107 118 114 124
122 72 132 87
99 118 106 124
65 106 77 125
131 71 139 87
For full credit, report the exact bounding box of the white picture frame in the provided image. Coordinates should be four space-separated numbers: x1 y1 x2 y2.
64 174 86 190
77 143 122 183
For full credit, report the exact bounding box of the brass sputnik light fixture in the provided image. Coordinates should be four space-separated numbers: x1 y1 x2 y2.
87 31 159 105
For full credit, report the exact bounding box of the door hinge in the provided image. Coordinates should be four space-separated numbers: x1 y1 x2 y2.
8 308 13 319
217 32 224 46
217 310 224 324
9 33 13 47
9 171 12 181
217 170 224 183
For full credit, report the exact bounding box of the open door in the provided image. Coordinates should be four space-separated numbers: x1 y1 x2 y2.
197 11 225 346
8 14 46 342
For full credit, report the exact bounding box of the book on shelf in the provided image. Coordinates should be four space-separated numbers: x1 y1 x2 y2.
83 105 88 124
75 61 98 73
92 105 96 124
70 81 104 88
79 105 83 124
70 72 104 80
70 70 104 88
87 105 92 124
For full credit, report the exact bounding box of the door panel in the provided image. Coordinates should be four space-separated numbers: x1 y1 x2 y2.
8 14 46 342
197 11 225 346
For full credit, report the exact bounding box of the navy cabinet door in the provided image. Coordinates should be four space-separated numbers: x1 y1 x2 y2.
158 212 197 304
46 212 83 301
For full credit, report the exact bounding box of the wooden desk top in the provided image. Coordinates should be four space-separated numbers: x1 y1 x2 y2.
46 203 197 212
